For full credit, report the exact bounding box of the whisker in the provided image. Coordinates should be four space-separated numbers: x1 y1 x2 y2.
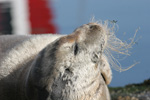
90 20 139 72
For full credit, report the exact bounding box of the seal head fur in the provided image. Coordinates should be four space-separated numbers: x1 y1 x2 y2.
0 23 112 100
26 23 111 100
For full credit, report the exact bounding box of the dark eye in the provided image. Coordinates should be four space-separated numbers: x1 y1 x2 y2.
74 43 78 55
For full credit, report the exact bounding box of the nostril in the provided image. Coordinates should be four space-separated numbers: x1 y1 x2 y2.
89 25 101 31
89 25 96 29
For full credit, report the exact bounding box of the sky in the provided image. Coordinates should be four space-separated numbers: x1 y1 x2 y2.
51 0 150 87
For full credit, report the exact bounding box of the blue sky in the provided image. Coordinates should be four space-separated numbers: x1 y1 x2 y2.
51 0 150 87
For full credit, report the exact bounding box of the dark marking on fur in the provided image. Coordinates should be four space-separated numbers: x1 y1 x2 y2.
65 68 73 75
51 78 67 100
37 86 49 100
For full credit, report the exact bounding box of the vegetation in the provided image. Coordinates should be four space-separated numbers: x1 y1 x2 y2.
109 78 150 100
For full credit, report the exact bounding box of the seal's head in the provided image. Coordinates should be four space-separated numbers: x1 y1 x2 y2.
26 23 112 100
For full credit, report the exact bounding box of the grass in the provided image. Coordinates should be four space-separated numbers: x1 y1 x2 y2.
109 78 150 99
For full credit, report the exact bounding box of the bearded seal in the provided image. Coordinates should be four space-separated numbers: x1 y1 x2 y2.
0 23 112 100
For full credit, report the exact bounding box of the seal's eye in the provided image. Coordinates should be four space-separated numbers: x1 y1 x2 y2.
74 43 78 55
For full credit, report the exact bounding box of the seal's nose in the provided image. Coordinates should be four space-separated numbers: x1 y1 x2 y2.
89 25 101 31
87 23 101 31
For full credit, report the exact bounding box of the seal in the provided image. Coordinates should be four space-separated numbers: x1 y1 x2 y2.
0 23 112 100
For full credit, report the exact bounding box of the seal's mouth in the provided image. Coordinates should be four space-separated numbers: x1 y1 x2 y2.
101 73 106 83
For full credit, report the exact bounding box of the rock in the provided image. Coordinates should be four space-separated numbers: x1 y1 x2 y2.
131 97 139 100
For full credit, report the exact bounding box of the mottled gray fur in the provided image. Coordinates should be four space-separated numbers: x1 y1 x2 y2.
0 23 112 100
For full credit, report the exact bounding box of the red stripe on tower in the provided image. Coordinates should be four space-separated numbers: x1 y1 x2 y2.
28 0 57 34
